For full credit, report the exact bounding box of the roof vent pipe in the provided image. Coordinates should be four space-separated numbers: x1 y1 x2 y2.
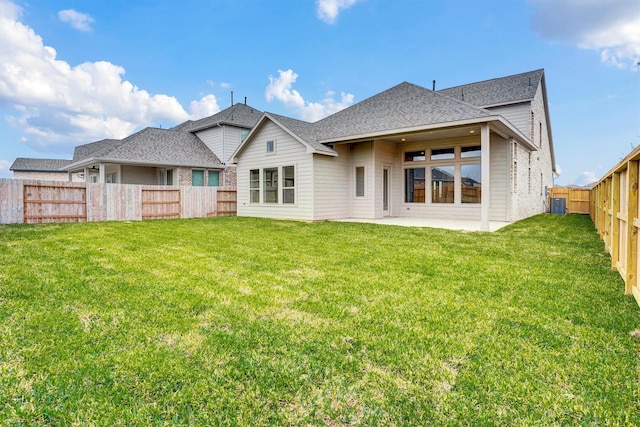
461 88 464 101
231 91 234 106
432 80 436 91
528 78 531 86
244 96 247 105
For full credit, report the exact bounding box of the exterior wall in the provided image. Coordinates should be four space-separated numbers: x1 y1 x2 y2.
487 102 530 136
236 121 314 220
313 144 350 220
391 134 509 221
12 171 82 182
121 165 158 185
222 166 237 189
489 135 510 221
349 141 375 218
195 125 245 164
509 86 554 221
373 140 396 219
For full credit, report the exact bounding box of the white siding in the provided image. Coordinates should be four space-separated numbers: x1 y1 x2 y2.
350 142 374 218
195 125 247 164
373 141 396 218
489 135 510 221
195 127 223 161
487 103 530 136
313 144 350 220
236 121 314 220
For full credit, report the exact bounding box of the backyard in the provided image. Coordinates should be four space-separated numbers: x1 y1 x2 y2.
0 215 638 425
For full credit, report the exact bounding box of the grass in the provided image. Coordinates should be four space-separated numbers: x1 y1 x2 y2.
0 214 638 426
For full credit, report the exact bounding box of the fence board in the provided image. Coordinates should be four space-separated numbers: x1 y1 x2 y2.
0 179 235 225
217 190 237 216
548 188 591 214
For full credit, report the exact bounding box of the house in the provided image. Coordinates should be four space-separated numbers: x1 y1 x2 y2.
11 103 262 187
10 158 81 182
231 69 555 230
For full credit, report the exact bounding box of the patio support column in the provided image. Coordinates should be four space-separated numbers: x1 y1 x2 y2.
99 163 105 183
83 167 90 183
480 124 490 231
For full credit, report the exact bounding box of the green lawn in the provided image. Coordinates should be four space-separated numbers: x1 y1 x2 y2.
0 214 638 426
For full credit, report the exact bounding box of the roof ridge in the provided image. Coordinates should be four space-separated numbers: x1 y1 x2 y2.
439 69 544 92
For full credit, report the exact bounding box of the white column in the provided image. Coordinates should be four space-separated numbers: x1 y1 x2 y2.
99 163 105 183
480 124 491 231
83 167 90 182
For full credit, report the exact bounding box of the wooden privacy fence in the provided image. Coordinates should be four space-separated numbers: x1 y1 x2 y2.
548 187 591 214
0 179 236 224
591 147 640 307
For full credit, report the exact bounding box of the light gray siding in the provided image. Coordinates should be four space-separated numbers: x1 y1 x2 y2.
313 144 350 220
349 142 374 218
236 121 314 220
489 136 510 221
121 165 158 185
487 103 530 136
194 127 224 162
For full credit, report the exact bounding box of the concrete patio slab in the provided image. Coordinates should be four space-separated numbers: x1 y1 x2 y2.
333 217 511 232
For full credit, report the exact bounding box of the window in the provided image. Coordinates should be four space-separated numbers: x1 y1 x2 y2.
355 166 365 197
461 164 481 203
106 172 117 183
250 169 260 203
405 168 425 203
266 140 275 154
404 150 426 162
264 168 278 203
241 129 250 141
208 170 220 187
432 166 454 203
282 166 295 204
461 145 481 158
192 170 204 186
167 169 174 186
431 147 454 160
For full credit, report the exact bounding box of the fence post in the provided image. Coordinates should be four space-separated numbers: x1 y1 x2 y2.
611 172 620 270
625 160 639 294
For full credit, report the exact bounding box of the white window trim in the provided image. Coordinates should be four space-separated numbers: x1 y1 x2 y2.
266 139 276 155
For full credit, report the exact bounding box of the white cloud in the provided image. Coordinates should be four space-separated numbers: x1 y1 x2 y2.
58 9 94 32
0 0 218 153
529 0 640 69
265 69 354 122
316 0 362 24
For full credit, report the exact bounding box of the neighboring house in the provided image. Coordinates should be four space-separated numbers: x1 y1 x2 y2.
10 103 262 187
10 158 82 182
231 69 555 230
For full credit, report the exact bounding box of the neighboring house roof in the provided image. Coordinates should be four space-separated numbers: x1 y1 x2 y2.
72 139 121 162
66 127 223 170
437 69 544 108
10 158 71 172
173 103 263 132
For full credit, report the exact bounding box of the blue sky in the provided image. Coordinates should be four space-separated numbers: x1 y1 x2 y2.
0 0 638 185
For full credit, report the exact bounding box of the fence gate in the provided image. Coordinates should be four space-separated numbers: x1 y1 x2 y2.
141 188 180 220
23 184 87 224
216 190 237 216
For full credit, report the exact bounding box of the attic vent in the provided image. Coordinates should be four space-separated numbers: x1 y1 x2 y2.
528 77 531 86
461 88 464 101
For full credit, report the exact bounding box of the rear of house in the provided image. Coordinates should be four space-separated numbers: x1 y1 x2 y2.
233 70 556 229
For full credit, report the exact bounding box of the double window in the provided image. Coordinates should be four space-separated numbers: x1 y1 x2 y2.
404 145 481 204
249 165 295 204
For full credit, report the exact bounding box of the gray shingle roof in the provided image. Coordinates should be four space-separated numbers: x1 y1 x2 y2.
174 103 262 132
72 139 121 161
313 82 492 141
253 82 493 154
437 69 544 107
10 158 71 172
69 128 222 168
